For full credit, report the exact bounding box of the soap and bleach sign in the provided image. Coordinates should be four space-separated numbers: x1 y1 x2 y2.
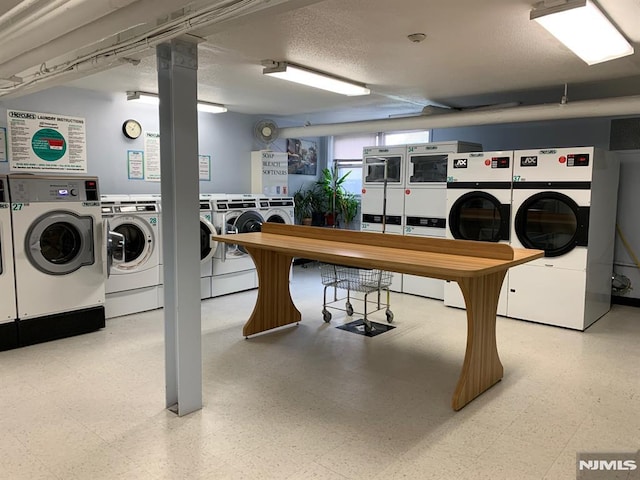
7 109 87 173
251 150 288 196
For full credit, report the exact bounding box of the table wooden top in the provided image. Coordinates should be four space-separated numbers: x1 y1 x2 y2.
215 224 543 281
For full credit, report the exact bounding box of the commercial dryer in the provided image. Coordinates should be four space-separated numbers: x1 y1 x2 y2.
507 147 619 330
0 175 17 350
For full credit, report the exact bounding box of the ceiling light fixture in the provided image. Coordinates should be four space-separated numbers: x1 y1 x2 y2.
530 0 634 65
126 91 228 113
262 61 370 96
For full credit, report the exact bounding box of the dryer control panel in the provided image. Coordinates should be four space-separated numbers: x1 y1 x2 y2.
9 176 100 203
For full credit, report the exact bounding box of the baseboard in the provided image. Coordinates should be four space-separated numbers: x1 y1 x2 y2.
18 306 105 347
612 295 640 308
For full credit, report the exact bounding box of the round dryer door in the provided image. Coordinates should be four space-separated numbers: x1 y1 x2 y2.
448 191 510 242
266 213 286 224
515 192 589 257
232 211 264 254
26 211 95 275
200 216 218 262
111 217 155 269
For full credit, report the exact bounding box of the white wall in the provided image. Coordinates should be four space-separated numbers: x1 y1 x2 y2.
0 86 257 194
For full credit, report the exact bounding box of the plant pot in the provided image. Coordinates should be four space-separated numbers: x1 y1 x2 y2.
302 217 312 226
311 212 325 226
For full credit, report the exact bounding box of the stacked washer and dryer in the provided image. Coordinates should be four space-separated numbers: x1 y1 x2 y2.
101 194 162 318
0 176 18 350
507 147 619 330
8 174 110 346
360 142 482 295
444 151 514 315
402 141 482 299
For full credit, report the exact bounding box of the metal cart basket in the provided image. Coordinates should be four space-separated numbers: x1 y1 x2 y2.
320 263 394 333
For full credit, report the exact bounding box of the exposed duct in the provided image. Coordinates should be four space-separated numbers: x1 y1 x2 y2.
279 95 640 138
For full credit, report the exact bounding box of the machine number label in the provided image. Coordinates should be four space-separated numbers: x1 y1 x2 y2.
149 217 158 226
362 223 369 229
205 214 211 221
513 176 523 182
12 203 24 210
0 203 8 209
447 176 456 182
82 201 100 207
405 226 413 233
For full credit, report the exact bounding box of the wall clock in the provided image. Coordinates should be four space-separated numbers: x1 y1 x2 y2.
122 119 142 139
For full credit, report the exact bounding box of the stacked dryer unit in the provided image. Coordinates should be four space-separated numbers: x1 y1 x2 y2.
9 174 106 346
211 194 264 297
361 145 406 291
443 151 514 315
402 141 482 299
199 194 222 299
507 147 619 330
101 194 162 318
0 176 18 350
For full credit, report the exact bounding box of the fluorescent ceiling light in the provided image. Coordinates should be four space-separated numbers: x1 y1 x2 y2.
126 91 227 113
262 61 370 96
531 0 634 65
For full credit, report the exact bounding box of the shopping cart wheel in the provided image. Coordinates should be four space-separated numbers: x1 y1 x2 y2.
345 301 354 316
363 319 373 334
322 309 332 322
385 309 394 323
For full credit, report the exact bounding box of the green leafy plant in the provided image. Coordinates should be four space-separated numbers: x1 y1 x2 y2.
315 167 359 227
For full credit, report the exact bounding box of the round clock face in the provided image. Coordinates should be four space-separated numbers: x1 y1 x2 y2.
122 119 142 139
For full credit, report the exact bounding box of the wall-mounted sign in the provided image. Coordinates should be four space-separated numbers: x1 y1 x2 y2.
144 132 161 182
0 127 6 162
6 109 87 172
199 154 211 181
127 150 144 180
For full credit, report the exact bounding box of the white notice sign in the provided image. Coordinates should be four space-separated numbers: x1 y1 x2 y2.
144 132 161 182
7 110 87 172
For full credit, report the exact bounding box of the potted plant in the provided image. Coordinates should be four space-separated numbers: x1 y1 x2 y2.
293 185 325 226
315 167 359 228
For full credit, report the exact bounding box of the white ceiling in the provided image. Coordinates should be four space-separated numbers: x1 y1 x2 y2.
2 0 640 125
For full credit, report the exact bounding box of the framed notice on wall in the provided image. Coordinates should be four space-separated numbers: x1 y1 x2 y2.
0 127 7 162
127 150 144 180
6 110 87 172
199 154 211 181
144 132 161 182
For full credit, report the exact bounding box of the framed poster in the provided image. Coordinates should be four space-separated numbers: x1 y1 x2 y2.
287 138 318 175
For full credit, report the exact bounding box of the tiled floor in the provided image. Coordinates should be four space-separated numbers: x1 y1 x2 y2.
1 264 639 479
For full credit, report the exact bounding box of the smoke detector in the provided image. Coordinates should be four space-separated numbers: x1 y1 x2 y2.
407 33 427 43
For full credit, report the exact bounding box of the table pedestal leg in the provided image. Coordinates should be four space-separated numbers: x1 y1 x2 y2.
452 270 506 410
242 248 301 337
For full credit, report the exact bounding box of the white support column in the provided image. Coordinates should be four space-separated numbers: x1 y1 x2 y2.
157 38 202 416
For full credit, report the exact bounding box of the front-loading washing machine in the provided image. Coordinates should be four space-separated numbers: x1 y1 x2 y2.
198 194 221 299
101 194 161 318
507 147 619 330
211 194 263 297
9 174 106 346
0 175 18 350
443 151 513 315
403 141 482 300
262 196 295 224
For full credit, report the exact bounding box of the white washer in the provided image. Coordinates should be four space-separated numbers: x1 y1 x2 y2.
211 194 263 297
403 141 482 300
199 194 221 299
101 194 161 318
0 175 18 350
9 174 106 346
443 151 513 315
361 145 405 291
263 196 295 224
507 147 620 330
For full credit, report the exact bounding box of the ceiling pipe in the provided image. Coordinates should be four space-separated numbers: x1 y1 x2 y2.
279 95 640 137
0 0 182 78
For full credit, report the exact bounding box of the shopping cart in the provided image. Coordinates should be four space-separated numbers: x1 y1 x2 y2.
320 263 394 333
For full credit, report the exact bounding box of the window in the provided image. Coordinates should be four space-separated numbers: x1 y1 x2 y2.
331 133 377 196
383 130 430 145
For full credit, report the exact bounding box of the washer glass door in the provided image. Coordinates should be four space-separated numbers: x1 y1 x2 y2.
26 211 94 275
200 216 218 262
515 192 588 257
111 218 154 269
449 191 510 242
